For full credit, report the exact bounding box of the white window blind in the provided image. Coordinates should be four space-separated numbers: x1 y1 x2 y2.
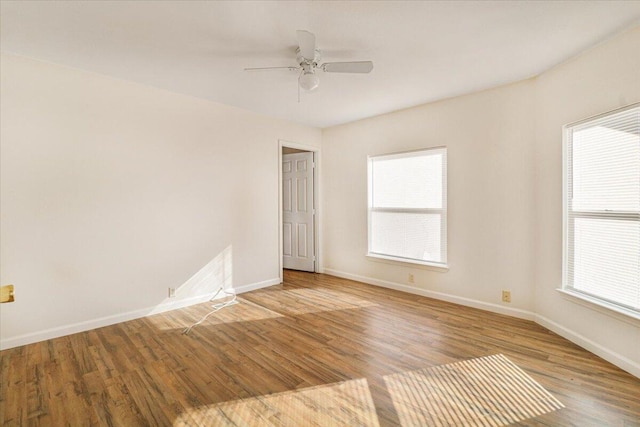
563 103 640 315
368 147 447 266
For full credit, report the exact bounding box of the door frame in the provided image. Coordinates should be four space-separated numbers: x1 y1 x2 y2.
278 140 322 282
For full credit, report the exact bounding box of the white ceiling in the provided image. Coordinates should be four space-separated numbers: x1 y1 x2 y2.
2 1 640 128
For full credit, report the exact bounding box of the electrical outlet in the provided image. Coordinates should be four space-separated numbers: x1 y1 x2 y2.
408 274 415 284
502 290 511 303
0 284 15 303
168 287 176 298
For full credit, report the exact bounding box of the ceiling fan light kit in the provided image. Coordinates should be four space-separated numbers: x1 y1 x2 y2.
244 30 373 98
299 71 320 91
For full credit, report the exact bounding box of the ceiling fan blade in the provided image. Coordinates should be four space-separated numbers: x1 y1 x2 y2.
244 66 300 71
297 30 316 60
322 61 373 73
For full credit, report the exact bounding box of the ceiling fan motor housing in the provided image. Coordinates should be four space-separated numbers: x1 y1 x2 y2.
296 48 321 69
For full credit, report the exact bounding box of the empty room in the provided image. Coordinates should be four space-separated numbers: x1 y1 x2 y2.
1 1 639 425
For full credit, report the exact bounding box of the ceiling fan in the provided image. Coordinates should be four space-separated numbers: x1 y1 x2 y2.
244 30 373 97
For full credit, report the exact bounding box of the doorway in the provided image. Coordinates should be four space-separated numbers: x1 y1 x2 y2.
279 141 320 281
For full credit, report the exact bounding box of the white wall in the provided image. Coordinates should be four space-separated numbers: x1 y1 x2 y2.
322 27 640 376
533 27 640 374
0 54 321 348
2 27 639 375
322 80 537 315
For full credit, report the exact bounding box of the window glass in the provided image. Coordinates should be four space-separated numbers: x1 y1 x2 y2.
368 148 447 266
563 104 640 314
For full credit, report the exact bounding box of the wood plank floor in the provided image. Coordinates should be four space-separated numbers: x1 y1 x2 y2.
1 270 639 426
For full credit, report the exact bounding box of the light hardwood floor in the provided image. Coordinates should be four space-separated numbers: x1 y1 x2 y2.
1 270 639 426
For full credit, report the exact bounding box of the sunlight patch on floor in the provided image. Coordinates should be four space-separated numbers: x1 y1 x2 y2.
174 378 380 426
144 297 284 331
247 288 378 316
384 354 564 427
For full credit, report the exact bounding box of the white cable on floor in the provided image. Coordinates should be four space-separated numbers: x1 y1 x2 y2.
182 285 238 335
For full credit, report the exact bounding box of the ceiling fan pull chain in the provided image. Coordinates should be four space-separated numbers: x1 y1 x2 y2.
298 69 302 103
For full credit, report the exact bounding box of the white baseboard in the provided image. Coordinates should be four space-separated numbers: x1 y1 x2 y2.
534 314 640 379
4 270 637 379
0 277 281 350
233 277 281 294
324 268 639 379
324 268 535 321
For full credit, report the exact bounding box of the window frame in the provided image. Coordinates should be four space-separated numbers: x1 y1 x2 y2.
561 102 640 320
367 147 448 268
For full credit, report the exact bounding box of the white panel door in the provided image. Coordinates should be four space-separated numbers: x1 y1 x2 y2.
283 152 314 272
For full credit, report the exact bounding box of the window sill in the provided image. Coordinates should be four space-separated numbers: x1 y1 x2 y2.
366 253 449 272
556 288 640 325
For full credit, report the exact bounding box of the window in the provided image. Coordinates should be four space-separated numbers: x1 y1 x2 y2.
563 103 640 316
368 147 447 267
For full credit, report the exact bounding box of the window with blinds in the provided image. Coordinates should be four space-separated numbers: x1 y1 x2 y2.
368 147 447 267
563 103 640 316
